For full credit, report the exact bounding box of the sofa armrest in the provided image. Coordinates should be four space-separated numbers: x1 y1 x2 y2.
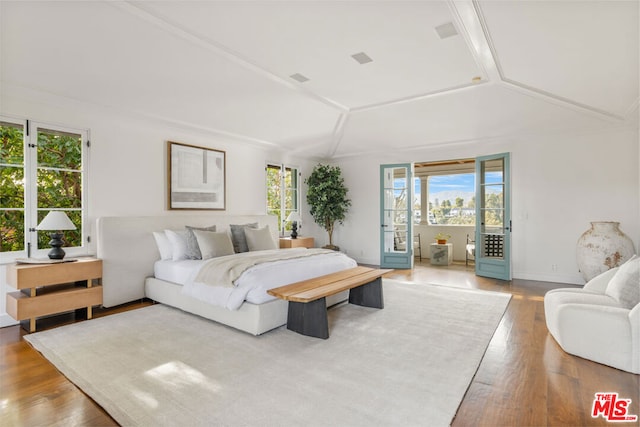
583 267 619 293
556 303 634 373
630 304 640 373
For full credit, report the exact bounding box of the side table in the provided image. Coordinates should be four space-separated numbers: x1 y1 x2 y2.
430 243 453 266
279 236 314 249
6 258 103 332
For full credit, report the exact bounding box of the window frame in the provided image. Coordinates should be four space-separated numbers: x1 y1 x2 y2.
0 116 90 261
266 162 301 236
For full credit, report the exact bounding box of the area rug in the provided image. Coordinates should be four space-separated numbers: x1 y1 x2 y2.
25 279 511 427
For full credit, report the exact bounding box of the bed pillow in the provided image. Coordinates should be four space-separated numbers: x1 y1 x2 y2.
193 229 235 259
185 225 217 259
152 231 173 260
244 226 277 251
164 229 190 261
605 255 640 309
229 222 258 253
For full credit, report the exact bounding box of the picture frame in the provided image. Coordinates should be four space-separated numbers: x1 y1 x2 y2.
168 141 226 210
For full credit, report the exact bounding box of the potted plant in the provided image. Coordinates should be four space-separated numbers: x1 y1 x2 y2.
435 232 451 244
305 164 351 251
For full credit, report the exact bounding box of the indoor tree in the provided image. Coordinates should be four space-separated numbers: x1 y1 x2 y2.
305 164 351 250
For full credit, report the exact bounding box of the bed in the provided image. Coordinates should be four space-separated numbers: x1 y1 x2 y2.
96 215 357 335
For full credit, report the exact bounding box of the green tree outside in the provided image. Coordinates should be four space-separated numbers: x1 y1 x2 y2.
1 123 83 252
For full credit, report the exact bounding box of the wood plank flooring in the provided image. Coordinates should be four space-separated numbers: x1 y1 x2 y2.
1 262 638 426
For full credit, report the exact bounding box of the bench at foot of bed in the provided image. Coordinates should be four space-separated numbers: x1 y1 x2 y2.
267 266 392 339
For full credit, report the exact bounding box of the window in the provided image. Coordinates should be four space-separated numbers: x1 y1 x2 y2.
266 163 300 235
1 118 88 258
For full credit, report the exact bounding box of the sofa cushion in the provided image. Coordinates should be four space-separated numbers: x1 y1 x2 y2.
153 231 173 260
185 225 217 259
229 223 258 253
193 229 235 259
605 255 639 309
245 226 277 251
164 229 190 261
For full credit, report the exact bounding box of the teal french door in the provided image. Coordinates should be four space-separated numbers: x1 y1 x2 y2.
380 164 413 269
475 153 511 280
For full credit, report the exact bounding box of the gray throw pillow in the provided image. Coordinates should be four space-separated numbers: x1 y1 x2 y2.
185 225 216 259
229 223 258 253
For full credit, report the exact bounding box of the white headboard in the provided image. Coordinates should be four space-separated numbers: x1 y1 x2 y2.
96 215 278 307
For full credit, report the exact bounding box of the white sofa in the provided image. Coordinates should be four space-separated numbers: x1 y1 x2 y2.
544 255 639 374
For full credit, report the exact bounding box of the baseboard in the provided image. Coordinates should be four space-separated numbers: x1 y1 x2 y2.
513 271 583 286
0 313 19 328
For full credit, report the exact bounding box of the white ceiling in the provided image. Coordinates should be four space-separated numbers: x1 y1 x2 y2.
1 1 638 159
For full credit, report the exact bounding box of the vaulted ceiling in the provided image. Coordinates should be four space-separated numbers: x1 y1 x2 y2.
1 1 638 159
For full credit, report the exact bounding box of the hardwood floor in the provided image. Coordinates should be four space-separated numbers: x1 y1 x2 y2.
1 262 638 426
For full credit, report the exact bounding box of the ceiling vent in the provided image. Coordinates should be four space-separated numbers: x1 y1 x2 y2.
290 73 310 83
435 22 458 39
351 52 373 65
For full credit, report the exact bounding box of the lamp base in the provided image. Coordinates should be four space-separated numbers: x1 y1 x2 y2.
48 232 66 260
290 222 298 239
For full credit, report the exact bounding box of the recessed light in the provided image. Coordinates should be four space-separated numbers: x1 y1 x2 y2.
290 73 310 83
435 22 458 39
351 52 373 65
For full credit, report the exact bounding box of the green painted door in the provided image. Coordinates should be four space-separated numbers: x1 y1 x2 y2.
380 164 414 269
475 153 511 281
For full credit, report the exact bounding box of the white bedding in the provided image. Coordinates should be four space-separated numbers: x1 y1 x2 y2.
154 249 357 310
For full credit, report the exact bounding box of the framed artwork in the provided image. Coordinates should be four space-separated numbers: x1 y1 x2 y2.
168 141 226 210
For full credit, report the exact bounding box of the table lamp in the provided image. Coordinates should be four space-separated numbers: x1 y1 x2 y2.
286 211 301 239
36 211 77 259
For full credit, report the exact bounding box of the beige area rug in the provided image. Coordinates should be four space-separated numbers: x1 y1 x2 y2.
25 279 511 427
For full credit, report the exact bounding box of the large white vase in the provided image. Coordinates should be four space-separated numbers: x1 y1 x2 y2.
576 221 635 282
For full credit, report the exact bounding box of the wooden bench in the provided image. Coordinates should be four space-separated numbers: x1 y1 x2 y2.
268 266 392 339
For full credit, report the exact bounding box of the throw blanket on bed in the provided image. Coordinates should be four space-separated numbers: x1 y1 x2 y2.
193 248 334 288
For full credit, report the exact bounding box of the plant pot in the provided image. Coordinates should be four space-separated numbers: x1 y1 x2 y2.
437 239 447 244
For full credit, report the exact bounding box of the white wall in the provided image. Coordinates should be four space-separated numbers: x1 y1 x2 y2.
331 126 639 285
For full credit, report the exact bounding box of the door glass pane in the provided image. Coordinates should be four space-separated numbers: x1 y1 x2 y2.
480 159 505 259
1 121 25 252
383 166 409 254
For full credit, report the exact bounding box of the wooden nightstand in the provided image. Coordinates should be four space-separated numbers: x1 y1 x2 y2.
279 236 314 249
6 258 103 332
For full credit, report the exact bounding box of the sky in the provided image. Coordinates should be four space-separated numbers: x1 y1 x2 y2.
426 173 475 194
422 172 503 194
395 171 503 201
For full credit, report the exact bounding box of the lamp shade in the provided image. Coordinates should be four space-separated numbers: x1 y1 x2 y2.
286 211 301 223
36 211 76 231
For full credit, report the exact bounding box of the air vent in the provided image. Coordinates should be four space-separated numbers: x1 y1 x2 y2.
290 73 310 83
351 52 373 65
435 22 458 39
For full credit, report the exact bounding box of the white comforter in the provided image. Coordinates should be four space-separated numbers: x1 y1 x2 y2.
175 248 357 310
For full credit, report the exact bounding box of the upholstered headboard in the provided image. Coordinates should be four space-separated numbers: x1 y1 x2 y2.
96 215 278 307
